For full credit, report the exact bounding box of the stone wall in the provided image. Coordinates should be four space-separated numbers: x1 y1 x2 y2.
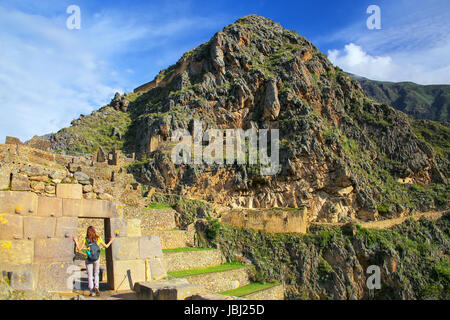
0 142 143 207
241 284 284 300
124 207 177 231
0 186 167 293
184 267 252 293
163 249 225 272
221 207 308 234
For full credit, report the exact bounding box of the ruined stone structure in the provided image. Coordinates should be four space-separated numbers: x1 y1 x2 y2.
0 185 167 293
221 207 308 234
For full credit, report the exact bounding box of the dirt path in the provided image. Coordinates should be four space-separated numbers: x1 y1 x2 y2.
361 210 448 230
311 210 449 230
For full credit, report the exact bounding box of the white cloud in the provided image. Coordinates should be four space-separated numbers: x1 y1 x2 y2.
321 1 450 85
328 43 393 80
0 7 130 142
0 4 225 142
328 42 450 85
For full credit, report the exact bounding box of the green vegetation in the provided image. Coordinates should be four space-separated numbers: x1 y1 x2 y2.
411 120 450 161
149 192 213 227
147 202 172 210
358 78 450 122
220 282 280 297
205 217 222 243
167 262 246 278
162 247 215 253
204 214 449 299
52 106 132 154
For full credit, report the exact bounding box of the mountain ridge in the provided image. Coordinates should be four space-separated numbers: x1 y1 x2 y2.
44 14 448 223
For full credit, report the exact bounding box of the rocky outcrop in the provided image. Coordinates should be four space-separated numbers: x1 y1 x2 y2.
38 14 448 223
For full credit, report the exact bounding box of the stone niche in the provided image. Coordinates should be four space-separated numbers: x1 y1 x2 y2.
0 185 167 293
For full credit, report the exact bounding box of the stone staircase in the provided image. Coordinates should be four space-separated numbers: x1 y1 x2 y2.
74 207 284 300
136 246 284 300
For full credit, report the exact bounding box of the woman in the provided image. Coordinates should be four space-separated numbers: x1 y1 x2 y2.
73 226 115 297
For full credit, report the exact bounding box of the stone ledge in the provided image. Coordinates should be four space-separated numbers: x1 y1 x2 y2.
179 266 252 293
240 284 285 300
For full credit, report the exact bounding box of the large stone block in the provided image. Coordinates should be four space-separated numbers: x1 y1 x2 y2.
0 191 38 215
0 240 33 265
134 278 204 300
62 198 82 217
24 216 56 239
10 174 30 191
112 259 146 291
34 238 74 263
36 262 73 292
111 237 139 261
55 217 78 239
78 199 122 218
106 218 127 238
56 184 82 200
148 257 167 280
37 197 62 217
0 214 23 240
139 235 163 259
127 219 141 237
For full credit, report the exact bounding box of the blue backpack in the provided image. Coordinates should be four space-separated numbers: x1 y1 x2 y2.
86 240 101 261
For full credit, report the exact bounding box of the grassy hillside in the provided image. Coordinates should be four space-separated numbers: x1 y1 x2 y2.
356 77 450 122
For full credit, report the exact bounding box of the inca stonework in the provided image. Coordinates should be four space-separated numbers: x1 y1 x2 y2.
0 184 167 292
1 13 449 301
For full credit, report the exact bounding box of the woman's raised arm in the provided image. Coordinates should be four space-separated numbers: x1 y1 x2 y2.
101 237 115 249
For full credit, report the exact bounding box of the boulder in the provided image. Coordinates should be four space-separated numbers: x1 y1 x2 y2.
73 172 90 185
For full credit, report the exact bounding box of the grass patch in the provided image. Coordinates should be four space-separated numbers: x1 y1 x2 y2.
220 282 280 297
167 262 246 278
162 247 215 253
147 202 173 209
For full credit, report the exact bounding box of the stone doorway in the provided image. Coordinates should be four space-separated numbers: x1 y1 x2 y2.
74 217 114 292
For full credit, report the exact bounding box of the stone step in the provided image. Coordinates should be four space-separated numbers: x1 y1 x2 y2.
163 248 225 272
168 263 252 293
134 278 208 300
220 283 285 300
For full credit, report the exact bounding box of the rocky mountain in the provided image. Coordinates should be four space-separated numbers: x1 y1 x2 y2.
46 15 449 223
354 75 450 122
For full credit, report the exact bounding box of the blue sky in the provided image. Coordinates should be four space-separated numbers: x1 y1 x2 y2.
1 0 449 142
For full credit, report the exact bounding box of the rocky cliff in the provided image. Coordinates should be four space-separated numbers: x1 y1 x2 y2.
45 15 449 223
